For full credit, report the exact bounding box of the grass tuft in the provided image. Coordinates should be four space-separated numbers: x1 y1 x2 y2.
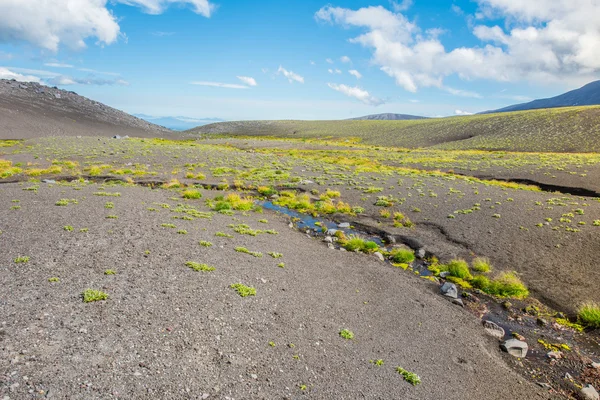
82 289 108 303
577 302 600 329
230 283 256 297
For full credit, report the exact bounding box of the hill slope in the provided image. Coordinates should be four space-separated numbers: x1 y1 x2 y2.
0 79 172 139
348 113 428 120
485 80 600 113
190 106 600 152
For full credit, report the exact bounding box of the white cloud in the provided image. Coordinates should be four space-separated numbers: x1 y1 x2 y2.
445 87 482 98
44 62 73 68
327 82 383 106
310 60 316 65
451 4 464 15
455 109 474 115
340 55 352 63
0 0 213 52
315 2 600 93
190 81 250 89
391 0 413 12
348 69 362 79
77 68 120 76
0 67 42 83
328 68 342 74
119 0 213 16
326 58 334 64
236 76 257 86
47 76 129 86
277 66 304 83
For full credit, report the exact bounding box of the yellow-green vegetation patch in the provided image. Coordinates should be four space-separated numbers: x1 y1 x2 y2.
339 329 354 339
48 277 60 282
82 289 108 303
389 248 415 264
182 189 202 199
199 240 213 247
14 256 30 263
555 318 584 332
370 359 384 366
577 302 600 329
396 367 421 386
341 234 379 253
104 269 116 275
185 261 216 272
55 198 78 206
230 283 256 297
235 247 263 257
268 252 283 258
0 140 21 147
472 257 492 273
215 231 233 238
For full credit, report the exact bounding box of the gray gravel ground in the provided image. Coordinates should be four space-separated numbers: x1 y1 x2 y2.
0 182 548 399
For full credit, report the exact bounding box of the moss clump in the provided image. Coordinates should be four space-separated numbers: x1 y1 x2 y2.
339 329 354 339
182 189 202 199
230 283 256 297
199 240 213 247
104 269 116 275
396 367 421 385
185 261 216 272
485 272 529 299
577 302 600 329
446 275 472 289
48 277 60 282
82 289 108 303
342 235 379 253
471 275 490 290
390 248 415 264
14 256 30 263
444 259 473 280
472 257 492 273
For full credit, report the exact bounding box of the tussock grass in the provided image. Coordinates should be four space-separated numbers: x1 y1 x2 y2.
578 302 600 329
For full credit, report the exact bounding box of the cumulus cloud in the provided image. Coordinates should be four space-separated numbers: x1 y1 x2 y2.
340 55 352 63
315 2 600 93
327 83 383 106
236 76 257 86
0 0 213 52
0 67 42 83
328 68 342 74
190 81 249 89
326 58 334 64
277 66 304 83
349 69 362 79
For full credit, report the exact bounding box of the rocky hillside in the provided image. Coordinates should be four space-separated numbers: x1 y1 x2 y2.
347 113 428 120
0 79 172 139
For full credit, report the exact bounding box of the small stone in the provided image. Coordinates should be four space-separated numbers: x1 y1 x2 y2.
482 320 505 340
547 351 563 359
592 362 600 369
416 248 426 259
537 382 551 390
250 374 258 379
440 282 458 299
202 394 209 399
439 271 450 278
327 243 334 249
502 301 512 309
385 235 396 244
565 372 573 380
338 222 350 228
452 298 464 307
500 339 528 358
374 252 385 262
512 333 526 341
536 317 548 326
581 384 599 400
323 236 333 243
327 229 338 236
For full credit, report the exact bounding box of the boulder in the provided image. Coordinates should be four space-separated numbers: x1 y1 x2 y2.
374 252 385 262
500 339 528 358
581 385 599 400
440 282 458 299
482 320 505 340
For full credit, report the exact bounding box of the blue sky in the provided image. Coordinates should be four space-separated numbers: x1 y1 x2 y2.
0 0 598 121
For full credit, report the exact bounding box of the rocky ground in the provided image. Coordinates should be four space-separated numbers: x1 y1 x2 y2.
1 136 600 399
0 79 174 139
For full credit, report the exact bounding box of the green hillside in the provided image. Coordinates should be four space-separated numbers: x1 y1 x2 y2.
190 106 600 152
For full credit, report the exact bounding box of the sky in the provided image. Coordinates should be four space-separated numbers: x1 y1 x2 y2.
0 0 599 122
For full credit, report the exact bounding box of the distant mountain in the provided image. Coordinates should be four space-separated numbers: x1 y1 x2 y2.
135 114 225 131
0 79 172 139
348 113 428 121
484 80 600 114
